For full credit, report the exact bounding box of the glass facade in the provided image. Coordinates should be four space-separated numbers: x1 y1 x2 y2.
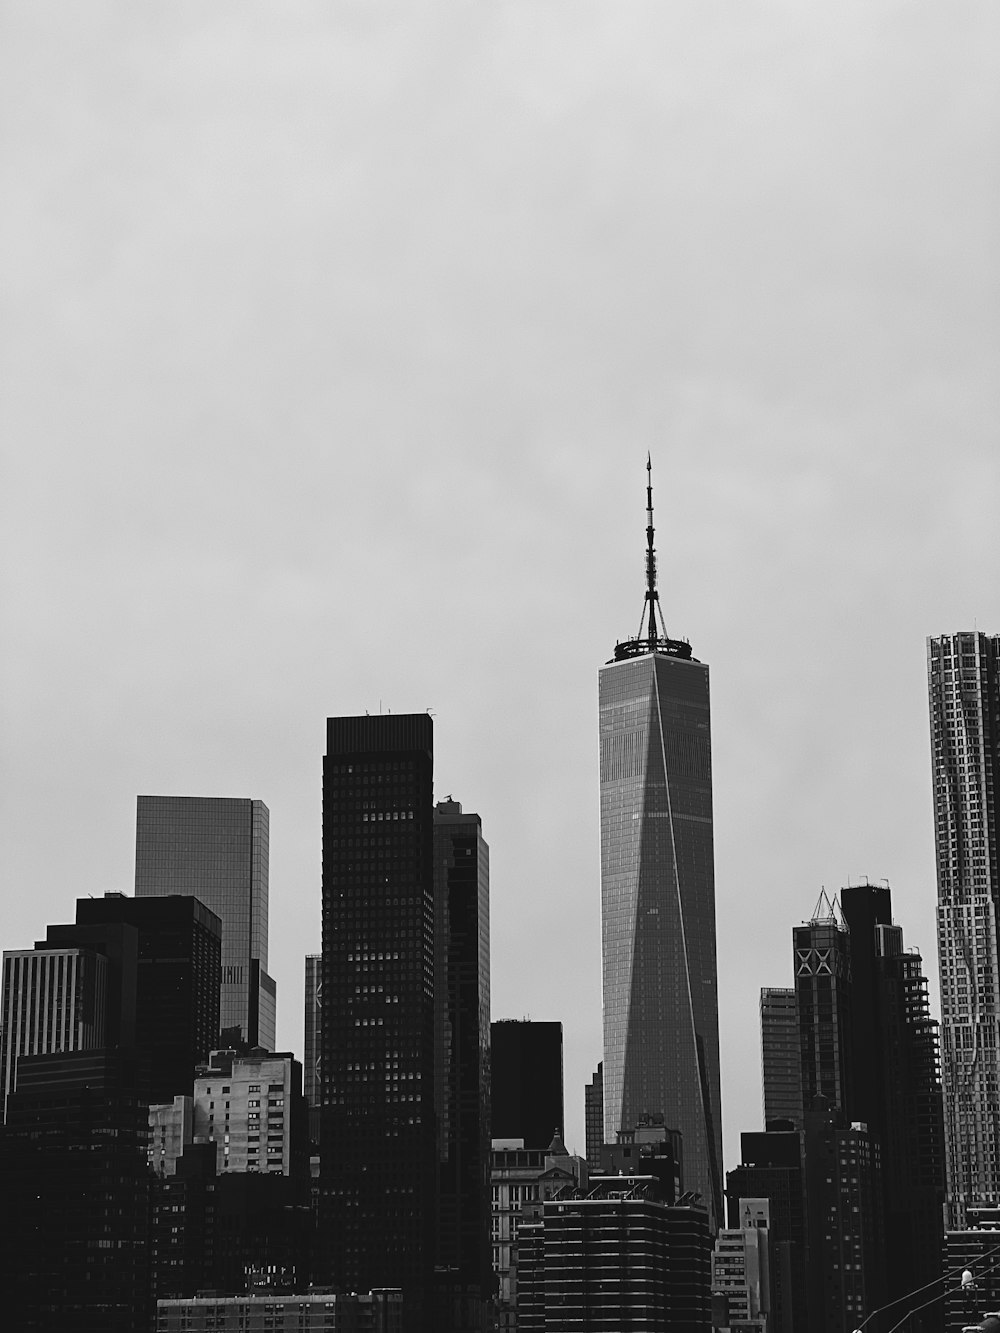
928 631 1000 1227
599 649 723 1226
760 987 802 1129
135 795 273 1047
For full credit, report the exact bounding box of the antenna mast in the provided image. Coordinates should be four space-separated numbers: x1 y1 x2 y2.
643 453 663 649
610 457 693 663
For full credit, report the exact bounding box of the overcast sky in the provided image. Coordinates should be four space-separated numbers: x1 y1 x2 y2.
1 1 998 1170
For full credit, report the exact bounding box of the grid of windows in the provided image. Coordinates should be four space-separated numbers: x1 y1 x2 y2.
0 949 107 1116
599 650 722 1227
928 632 1000 1225
135 796 274 1047
319 714 437 1297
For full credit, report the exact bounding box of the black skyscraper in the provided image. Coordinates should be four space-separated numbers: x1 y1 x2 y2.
74 892 222 1105
772 885 944 1331
433 798 491 1324
320 714 438 1327
840 883 945 1324
490 1020 564 1150
0 1049 153 1331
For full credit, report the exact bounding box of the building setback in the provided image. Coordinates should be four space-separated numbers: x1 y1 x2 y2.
135 795 275 1049
490 1019 563 1151
598 461 723 1226
928 631 1000 1228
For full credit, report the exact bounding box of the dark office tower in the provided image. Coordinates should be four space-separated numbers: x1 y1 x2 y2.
760 987 802 1129
0 1048 152 1331
490 1020 563 1151
803 1099 883 1333
584 1062 603 1169
136 795 275 1048
1 944 112 1118
599 460 723 1226
305 952 322 1145
73 892 222 1105
320 714 437 1330
794 890 853 1115
304 953 322 1106
1 909 142 1122
727 1128 807 1333
928 631 1000 1228
840 883 945 1324
433 799 491 1328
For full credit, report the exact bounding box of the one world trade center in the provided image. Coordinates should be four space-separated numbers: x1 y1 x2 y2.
598 460 723 1226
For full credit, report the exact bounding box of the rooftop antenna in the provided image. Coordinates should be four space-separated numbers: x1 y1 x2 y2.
610 458 693 663
638 453 666 650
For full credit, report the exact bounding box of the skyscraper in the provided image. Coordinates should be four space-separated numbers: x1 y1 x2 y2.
433 798 491 1322
928 631 1000 1228
0 1049 153 1331
320 714 438 1325
135 795 275 1048
760 987 802 1129
1 945 114 1118
304 953 322 1108
490 1019 563 1150
320 718 491 1331
793 891 853 1116
765 885 944 1324
599 459 723 1225
304 952 322 1146
75 892 222 1105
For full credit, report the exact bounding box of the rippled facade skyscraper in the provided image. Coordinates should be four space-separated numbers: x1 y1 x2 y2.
929 630 1000 1227
599 461 723 1226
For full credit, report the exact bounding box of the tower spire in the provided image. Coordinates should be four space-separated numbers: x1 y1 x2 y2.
610 458 693 663
643 452 663 650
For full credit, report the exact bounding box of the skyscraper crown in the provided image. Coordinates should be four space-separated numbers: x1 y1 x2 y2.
611 457 693 663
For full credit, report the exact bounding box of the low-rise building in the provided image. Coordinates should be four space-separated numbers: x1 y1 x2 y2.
156 1288 402 1331
711 1197 772 1332
516 1175 712 1331
491 1133 587 1331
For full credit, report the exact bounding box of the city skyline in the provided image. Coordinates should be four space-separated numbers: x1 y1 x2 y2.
2 3 997 1170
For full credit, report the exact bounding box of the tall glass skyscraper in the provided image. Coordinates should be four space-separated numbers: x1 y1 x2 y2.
599 461 723 1226
135 795 274 1049
928 630 1000 1227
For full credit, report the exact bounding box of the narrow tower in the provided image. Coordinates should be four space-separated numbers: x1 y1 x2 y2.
598 459 723 1226
928 631 1000 1227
